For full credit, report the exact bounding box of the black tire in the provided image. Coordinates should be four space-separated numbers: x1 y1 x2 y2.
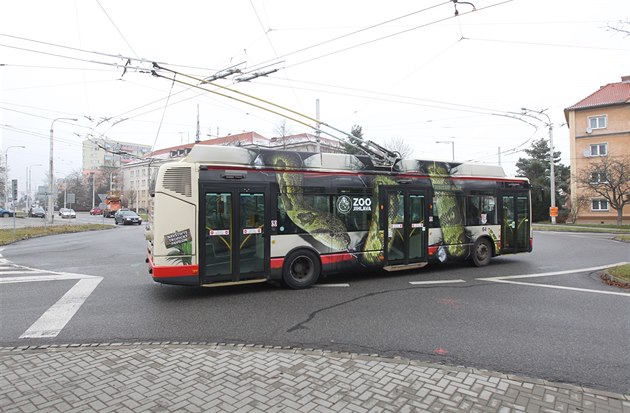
282 249 321 289
472 238 492 267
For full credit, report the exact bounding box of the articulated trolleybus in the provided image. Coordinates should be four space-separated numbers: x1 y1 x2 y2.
146 145 532 288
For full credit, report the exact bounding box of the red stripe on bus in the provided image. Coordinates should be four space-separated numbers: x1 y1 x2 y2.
271 252 354 270
152 264 199 278
270 258 284 269
321 252 355 265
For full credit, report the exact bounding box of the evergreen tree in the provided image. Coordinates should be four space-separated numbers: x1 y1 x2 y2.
342 125 367 155
515 138 569 222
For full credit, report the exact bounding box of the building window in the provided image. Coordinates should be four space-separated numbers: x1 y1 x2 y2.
590 143 607 157
588 115 607 130
590 172 607 184
591 199 608 211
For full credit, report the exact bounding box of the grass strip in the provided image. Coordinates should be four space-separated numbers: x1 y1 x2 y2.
0 224 111 246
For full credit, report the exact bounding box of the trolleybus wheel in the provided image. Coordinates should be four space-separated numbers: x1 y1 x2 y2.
282 249 321 289
472 238 492 267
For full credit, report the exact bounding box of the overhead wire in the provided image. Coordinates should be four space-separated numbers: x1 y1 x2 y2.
95 0 140 58
1 1 513 130
151 74 177 151
0 33 227 72
247 0 304 112
467 36 630 51
257 75 510 116
284 0 514 69
251 1 451 70
2 0 537 165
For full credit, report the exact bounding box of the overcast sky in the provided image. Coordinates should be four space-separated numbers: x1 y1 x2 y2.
1 0 629 192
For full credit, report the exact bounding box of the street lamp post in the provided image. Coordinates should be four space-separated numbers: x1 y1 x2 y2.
49 117 77 223
26 164 42 212
4 145 25 208
521 108 556 224
435 140 455 161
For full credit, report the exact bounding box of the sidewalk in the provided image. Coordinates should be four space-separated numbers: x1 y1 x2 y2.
532 223 630 234
1 343 628 412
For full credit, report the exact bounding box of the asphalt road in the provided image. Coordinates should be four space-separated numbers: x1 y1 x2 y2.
0 223 629 394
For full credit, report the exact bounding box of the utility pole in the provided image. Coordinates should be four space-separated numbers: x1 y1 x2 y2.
49 117 76 223
521 108 556 224
91 172 95 209
315 99 321 153
196 104 201 143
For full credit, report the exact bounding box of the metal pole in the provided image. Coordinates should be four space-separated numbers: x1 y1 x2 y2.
91 172 95 209
12 180 16 235
520 108 555 224
4 152 7 209
4 146 25 208
548 122 556 224
315 99 321 154
25 166 29 212
49 117 77 224
435 140 455 161
49 124 54 224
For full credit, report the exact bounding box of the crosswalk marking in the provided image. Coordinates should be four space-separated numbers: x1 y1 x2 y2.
0 254 103 339
20 277 103 338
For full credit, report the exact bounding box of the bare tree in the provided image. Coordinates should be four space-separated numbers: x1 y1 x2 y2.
382 137 413 158
575 155 630 225
568 194 590 224
274 120 293 149
124 189 137 210
274 119 292 137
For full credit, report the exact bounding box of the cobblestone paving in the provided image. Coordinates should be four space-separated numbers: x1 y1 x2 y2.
1 343 628 412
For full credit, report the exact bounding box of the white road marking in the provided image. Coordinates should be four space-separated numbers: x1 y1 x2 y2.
19 277 103 338
0 253 103 339
0 270 43 275
0 273 97 284
409 279 466 285
316 283 350 287
477 262 630 298
482 278 630 297
477 263 629 281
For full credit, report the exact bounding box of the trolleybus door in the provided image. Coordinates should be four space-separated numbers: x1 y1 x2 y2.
499 191 531 253
200 185 268 283
383 188 428 268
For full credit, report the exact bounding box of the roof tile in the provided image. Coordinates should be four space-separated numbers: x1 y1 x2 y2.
566 79 630 111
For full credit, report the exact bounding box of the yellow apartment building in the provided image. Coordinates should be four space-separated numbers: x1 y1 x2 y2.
564 75 630 224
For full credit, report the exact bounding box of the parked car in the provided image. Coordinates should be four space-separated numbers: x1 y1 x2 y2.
114 210 142 225
59 208 76 219
0 208 15 217
29 207 46 218
90 207 103 215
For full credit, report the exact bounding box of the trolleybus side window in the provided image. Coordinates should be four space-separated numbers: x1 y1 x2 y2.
276 192 329 234
333 191 372 232
432 193 465 227
466 193 497 225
